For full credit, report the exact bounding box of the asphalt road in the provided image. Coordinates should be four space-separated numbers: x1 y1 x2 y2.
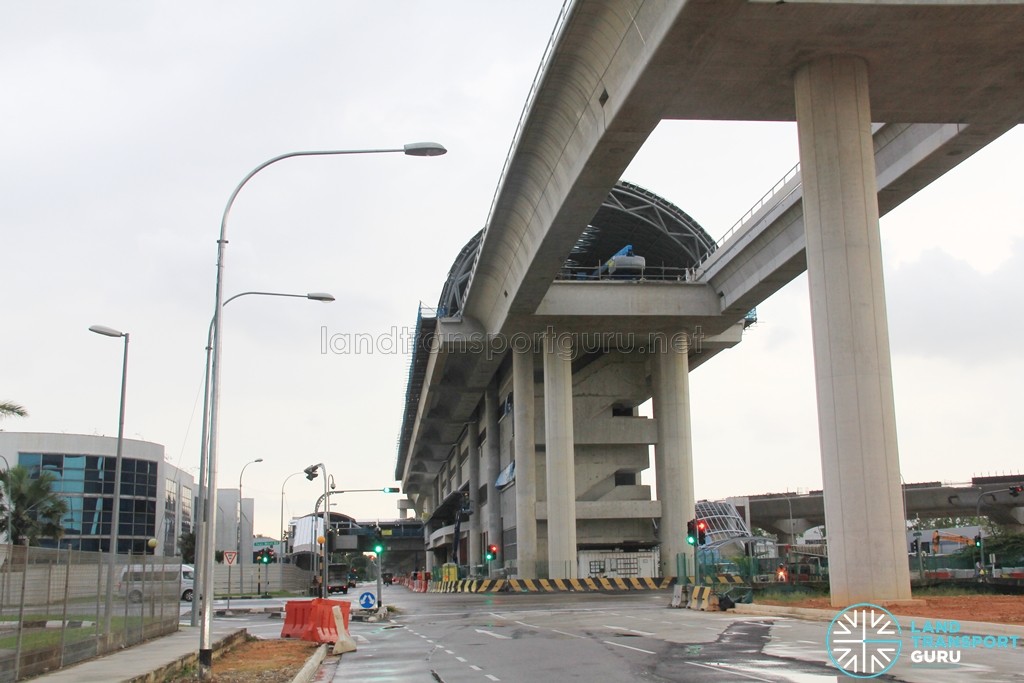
185 587 1024 682
323 589 845 683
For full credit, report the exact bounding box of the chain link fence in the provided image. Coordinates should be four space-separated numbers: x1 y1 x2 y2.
0 544 181 682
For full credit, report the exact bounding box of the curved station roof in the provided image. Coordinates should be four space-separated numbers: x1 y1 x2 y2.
438 180 716 319
398 180 717 486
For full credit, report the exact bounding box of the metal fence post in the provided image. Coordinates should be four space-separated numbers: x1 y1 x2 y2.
15 540 29 680
59 548 72 666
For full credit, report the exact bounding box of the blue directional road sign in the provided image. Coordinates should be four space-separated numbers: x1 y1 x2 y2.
358 591 376 609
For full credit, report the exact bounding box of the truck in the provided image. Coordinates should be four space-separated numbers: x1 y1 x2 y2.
327 563 355 594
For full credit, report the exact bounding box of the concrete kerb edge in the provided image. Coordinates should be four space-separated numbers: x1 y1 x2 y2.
732 603 1024 638
126 628 248 683
290 643 328 683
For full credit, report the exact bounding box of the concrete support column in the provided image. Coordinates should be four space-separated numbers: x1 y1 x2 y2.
512 348 538 578
421 493 434 576
543 331 577 579
467 419 482 573
794 55 911 606
484 383 502 572
651 334 694 580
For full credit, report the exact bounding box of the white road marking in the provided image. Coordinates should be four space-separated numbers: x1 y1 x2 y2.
603 640 656 655
456 656 467 662
486 675 500 682
475 628 512 640
551 629 585 639
686 661 772 682
470 665 482 671
515 620 539 628
444 649 454 655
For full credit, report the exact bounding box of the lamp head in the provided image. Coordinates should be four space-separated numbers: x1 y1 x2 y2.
306 292 335 302
89 325 125 338
403 142 447 157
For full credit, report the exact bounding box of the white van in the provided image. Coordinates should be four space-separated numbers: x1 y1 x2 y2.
118 563 194 603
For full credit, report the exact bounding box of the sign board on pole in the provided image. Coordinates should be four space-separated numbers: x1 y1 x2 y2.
253 540 276 547
224 551 238 566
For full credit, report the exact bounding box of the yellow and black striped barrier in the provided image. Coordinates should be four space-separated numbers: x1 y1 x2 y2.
425 576 677 594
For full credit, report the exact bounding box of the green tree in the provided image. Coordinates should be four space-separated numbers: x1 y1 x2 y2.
0 466 68 545
0 401 27 419
178 530 196 563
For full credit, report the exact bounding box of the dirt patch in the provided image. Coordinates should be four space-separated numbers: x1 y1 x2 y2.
167 636 320 682
758 594 1024 623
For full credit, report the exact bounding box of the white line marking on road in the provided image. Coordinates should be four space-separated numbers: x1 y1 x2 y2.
470 665 482 671
445 649 454 655
551 629 585 639
686 661 772 682
456 656 467 662
603 640 656 655
602 624 655 636
485 675 500 682
475 628 512 640
515 620 539 628
798 640 817 645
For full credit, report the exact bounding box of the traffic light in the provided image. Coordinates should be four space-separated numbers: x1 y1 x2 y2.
259 548 271 564
382 486 400 493
303 464 319 481
1010 485 1023 497
696 519 708 546
910 539 919 553
372 539 385 554
686 519 697 546
485 544 498 562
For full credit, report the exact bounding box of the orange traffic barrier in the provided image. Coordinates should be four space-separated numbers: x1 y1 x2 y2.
281 600 314 639
300 598 352 644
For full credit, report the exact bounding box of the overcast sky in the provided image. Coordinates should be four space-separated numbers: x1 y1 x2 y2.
2 3 1021 539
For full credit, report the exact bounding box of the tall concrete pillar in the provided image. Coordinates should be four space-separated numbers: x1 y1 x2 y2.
543 331 577 579
512 348 538 578
794 55 911 606
421 493 434 576
484 382 502 572
467 419 482 573
651 334 694 580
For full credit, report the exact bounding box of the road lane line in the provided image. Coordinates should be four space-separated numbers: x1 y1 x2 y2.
551 629 585 639
686 661 772 682
485 675 500 681
456 656 467 662
515 620 539 628
603 640 656 655
470 665 482 671
475 628 512 640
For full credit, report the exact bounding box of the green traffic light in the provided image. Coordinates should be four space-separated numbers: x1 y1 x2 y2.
686 534 696 546
373 543 384 554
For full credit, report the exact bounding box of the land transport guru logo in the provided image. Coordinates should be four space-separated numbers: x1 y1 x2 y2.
826 601 1020 678
826 603 902 678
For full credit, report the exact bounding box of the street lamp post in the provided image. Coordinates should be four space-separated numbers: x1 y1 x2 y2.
279 471 304 568
303 463 330 599
199 142 445 676
89 324 129 642
237 458 263 596
191 290 332 626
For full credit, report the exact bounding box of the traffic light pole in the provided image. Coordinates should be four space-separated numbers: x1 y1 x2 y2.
376 555 383 609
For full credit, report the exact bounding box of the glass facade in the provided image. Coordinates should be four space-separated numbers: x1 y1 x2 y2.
18 451 158 553
164 477 178 554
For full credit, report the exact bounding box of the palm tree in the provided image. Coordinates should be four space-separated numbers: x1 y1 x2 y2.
0 466 68 545
0 401 27 419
